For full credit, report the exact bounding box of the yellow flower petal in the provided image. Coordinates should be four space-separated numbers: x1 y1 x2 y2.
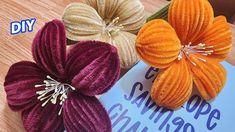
136 19 181 69
151 59 193 109
168 0 214 44
62 3 103 41
194 16 232 61
189 54 227 100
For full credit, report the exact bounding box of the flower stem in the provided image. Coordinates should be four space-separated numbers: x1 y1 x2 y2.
147 2 171 22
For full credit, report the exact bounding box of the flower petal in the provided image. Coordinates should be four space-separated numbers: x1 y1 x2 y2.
95 31 139 69
66 41 120 96
111 31 139 69
151 59 193 109
226 24 235 65
62 3 104 41
189 54 227 100
63 92 111 132
22 103 64 131
136 19 181 69
168 0 214 44
86 0 121 21
4 61 46 111
194 16 232 61
115 0 146 34
32 19 66 78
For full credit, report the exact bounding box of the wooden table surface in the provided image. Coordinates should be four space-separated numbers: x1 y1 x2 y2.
0 0 234 131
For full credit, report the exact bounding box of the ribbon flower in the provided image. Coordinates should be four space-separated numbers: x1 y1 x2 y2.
136 0 232 109
62 0 146 69
4 20 120 131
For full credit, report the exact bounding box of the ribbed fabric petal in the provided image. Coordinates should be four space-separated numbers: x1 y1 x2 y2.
151 59 193 109
22 103 64 132
189 54 227 100
111 31 139 68
66 41 120 96
63 92 111 132
227 25 235 65
85 0 121 21
116 0 146 34
168 0 214 44
85 0 146 34
62 3 103 41
194 16 232 61
62 1 146 69
4 61 46 111
136 19 181 69
98 31 139 69
32 19 66 78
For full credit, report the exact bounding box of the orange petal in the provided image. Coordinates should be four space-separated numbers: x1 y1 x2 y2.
189 54 227 100
151 59 193 109
194 16 232 61
168 0 214 44
136 19 181 69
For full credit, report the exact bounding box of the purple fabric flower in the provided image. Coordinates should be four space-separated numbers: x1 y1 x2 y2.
4 19 120 132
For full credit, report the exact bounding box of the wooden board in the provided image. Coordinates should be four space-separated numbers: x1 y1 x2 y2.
0 0 234 131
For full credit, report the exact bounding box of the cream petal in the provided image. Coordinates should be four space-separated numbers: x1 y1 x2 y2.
99 32 112 44
116 0 146 34
62 3 104 41
110 31 139 69
85 0 123 21
86 0 146 34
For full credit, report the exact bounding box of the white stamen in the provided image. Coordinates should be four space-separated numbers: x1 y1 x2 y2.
104 17 123 36
58 107 63 116
198 57 207 62
177 51 183 60
178 42 214 66
35 75 76 116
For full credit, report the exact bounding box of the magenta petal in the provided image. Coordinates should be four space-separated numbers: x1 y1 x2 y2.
22 103 64 132
4 61 46 111
66 41 120 96
63 92 111 132
32 19 66 78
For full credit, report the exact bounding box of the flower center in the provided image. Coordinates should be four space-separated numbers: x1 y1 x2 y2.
178 42 214 66
35 75 76 115
104 17 124 36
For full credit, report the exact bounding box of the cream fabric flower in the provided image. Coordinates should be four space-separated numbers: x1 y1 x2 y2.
62 0 146 69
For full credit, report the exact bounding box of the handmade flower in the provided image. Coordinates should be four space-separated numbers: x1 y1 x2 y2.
62 0 146 69
136 0 232 109
4 20 120 131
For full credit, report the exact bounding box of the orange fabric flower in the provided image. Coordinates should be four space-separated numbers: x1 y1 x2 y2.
136 0 232 109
